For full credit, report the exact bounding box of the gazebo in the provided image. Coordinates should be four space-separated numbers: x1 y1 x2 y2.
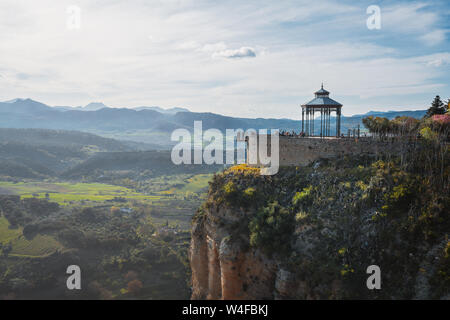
301 84 342 137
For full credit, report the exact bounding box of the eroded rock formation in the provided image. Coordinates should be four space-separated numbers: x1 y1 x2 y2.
190 156 449 300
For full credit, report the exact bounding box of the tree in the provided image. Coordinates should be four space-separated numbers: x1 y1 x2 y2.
110 206 120 215
425 95 446 118
127 279 143 295
390 116 419 136
124 270 138 281
362 116 391 138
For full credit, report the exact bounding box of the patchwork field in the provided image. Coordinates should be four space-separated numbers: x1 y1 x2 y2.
156 173 212 196
0 173 215 260
0 216 21 244
0 174 213 206
0 217 63 258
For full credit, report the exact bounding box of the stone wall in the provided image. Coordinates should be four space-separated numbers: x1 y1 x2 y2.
247 136 407 167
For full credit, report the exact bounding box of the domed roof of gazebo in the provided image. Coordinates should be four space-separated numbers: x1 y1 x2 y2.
303 84 342 107
314 83 329 96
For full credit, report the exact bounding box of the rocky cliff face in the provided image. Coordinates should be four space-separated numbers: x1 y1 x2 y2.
191 205 278 299
190 154 450 300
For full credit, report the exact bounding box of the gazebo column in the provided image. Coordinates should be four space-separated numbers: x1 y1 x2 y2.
302 108 304 133
320 108 323 138
306 108 309 136
337 108 341 137
308 108 311 136
327 109 330 136
328 109 331 136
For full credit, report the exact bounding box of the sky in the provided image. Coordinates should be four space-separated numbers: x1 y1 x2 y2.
0 0 449 118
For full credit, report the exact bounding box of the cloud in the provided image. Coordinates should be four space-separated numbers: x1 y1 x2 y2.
381 2 447 45
177 41 201 50
201 42 227 52
199 42 256 59
16 73 30 80
424 53 450 67
420 29 448 46
382 3 438 33
212 47 256 59
0 0 448 117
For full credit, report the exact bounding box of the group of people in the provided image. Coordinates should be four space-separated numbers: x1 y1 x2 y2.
279 130 306 137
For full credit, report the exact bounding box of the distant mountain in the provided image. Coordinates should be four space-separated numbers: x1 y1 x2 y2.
0 98 54 115
133 106 190 114
0 98 427 147
52 101 189 114
54 101 109 111
353 109 427 119
3 98 25 104
83 102 109 111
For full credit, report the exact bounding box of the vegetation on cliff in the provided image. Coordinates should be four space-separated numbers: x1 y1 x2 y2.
195 121 449 299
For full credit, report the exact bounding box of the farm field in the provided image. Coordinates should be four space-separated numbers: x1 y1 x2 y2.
156 173 212 196
0 217 63 258
0 173 214 206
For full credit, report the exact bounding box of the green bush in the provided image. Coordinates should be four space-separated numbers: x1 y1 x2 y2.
292 185 314 207
249 201 294 257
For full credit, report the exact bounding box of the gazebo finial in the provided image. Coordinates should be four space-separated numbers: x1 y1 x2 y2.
321 82 323 89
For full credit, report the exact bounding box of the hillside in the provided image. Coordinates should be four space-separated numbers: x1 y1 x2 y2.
0 128 133 151
0 128 143 178
62 150 222 181
191 141 449 299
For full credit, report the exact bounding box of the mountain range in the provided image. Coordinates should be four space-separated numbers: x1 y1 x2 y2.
50 101 190 114
0 98 427 147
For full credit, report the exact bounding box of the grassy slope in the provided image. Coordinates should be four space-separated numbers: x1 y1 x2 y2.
0 174 213 204
0 216 63 258
0 181 161 205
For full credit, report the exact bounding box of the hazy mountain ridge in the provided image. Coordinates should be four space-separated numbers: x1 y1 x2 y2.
0 128 139 177
0 128 218 179
0 98 427 147
52 101 189 114
0 128 133 151
133 106 190 114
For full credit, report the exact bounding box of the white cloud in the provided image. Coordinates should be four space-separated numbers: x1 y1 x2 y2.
382 2 447 45
201 42 227 52
177 41 201 50
382 3 437 33
212 47 256 59
420 29 448 46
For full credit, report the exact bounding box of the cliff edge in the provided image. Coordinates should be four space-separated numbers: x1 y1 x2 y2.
190 148 449 299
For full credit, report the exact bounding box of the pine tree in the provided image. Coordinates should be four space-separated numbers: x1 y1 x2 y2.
425 95 446 117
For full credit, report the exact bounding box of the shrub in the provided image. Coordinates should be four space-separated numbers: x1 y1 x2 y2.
249 201 294 256
127 279 143 295
227 164 260 175
223 181 238 202
292 185 314 207
420 127 437 141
